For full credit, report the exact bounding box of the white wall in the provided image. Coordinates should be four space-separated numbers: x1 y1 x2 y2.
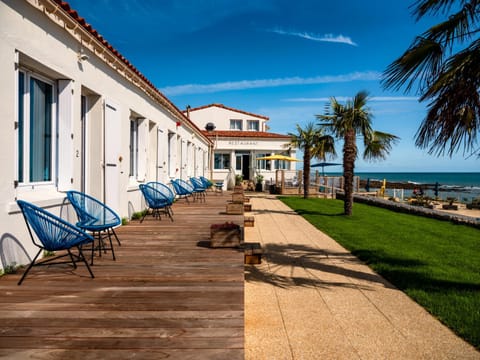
188 105 268 131
0 0 210 270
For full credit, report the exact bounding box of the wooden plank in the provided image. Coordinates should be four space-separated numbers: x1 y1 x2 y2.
0 192 244 358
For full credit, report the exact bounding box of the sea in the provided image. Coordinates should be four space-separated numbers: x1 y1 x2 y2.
323 172 480 202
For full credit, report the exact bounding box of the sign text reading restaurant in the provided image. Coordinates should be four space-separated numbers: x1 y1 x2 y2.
228 140 258 145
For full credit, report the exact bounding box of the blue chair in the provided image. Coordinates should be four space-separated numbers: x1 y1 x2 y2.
147 181 175 208
16 200 95 285
189 177 207 202
139 183 174 222
66 191 121 264
171 179 195 203
200 176 223 194
199 176 213 191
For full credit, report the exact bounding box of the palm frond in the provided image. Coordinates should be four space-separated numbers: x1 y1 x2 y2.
364 131 400 161
415 38 480 156
425 3 480 46
382 36 444 92
412 0 462 20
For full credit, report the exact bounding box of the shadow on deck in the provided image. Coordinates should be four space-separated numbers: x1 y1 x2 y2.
0 191 244 360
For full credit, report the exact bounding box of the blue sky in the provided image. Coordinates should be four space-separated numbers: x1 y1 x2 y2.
67 0 478 172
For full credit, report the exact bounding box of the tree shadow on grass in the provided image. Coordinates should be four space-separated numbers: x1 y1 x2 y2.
351 249 480 293
377 268 480 293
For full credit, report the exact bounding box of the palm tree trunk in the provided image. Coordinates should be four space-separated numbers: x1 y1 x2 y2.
343 129 356 215
303 149 311 199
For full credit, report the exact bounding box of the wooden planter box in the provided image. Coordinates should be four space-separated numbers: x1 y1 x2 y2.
244 216 254 227
244 242 263 264
244 203 252 212
226 201 244 214
232 193 245 203
233 185 244 194
210 223 242 248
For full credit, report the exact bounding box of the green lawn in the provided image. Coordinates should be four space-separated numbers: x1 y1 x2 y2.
279 196 480 349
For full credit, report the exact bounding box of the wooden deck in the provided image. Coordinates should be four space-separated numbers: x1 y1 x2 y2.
0 191 245 359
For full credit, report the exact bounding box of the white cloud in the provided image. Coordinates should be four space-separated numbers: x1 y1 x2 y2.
268 28 357 46
285 96 419 102
161 71 380 96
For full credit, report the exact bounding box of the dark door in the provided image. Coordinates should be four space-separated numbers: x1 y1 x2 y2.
242 154 250 180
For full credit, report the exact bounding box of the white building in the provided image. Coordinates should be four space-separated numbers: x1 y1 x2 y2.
185 104 296 189
0 0 211 270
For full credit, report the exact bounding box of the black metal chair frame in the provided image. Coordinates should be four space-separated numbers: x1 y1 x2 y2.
66 191 121 265
16 200 95 285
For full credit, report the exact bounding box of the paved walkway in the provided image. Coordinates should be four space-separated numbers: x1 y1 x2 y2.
244 195 480 359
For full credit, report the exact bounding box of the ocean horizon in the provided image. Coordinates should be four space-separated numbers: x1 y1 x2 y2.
319 171 480 202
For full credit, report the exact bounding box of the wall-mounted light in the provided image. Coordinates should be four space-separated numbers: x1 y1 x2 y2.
77 48 89 62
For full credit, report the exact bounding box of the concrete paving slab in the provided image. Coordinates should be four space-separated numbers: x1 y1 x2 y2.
244 195 480 360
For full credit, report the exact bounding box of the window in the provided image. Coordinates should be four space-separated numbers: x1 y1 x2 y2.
129 117 148 181
256 153 270 170
214 153 230 169
230 119 243 130
17 70 55 184
129 119 138 178
247 120 259 131
235 155 242 170
275 160 289 170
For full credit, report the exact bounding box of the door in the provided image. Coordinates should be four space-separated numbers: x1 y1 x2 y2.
242 154 250 180
157 128 167 182
104 100 121 213
80 95 88 193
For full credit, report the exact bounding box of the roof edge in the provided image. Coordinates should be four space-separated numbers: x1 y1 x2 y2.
187 103 269 121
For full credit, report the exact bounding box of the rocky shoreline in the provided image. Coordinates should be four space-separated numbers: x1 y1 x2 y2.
359 179 436 190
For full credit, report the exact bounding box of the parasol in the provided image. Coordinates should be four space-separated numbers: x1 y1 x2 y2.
256 154 300 162
311 162 342 176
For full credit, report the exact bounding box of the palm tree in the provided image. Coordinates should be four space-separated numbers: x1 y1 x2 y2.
287 122 336 199
382 0 480 157
317 91 399 215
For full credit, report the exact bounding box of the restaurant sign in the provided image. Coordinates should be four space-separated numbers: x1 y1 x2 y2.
227 140 258 146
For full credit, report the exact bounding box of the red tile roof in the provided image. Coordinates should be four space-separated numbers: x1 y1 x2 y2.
51 1 208 142
201 130 290 139
187 104 269 121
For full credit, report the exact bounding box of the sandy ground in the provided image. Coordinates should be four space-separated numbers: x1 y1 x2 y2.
433 202 480 220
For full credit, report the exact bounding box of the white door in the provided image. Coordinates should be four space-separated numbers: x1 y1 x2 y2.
80 95 88 193
157 128 167 182
57 80 73 191
104 100 121 213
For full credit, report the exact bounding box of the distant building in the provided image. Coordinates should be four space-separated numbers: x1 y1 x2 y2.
185 104 296 188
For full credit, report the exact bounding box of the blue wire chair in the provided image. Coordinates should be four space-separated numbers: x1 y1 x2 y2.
139 183 174 222
66 191 121 264
200 176 223 194
189 177 207 202
16 200 95 285
146 182 175 208
199 176 213 191
171 179 195 203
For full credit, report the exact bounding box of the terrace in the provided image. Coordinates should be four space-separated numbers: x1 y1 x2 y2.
0 192 244 359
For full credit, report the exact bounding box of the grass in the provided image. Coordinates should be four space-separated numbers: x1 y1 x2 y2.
279 196 480 349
